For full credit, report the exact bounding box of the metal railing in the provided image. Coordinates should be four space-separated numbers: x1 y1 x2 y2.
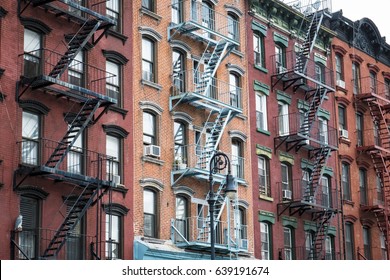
32 0 116 24
356 128 390 151
274 112 338 149
169 0 240 43
173 144 245 179
355 76 390 101
279 0 332 15
11 228 96 260
278 246 340 260
171 217 248 251
171 70 242 109
17 138 116 181
276 178 339 210
271 50 335 89
21 49 117 100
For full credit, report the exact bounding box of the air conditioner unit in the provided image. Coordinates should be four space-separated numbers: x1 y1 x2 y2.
278 66 287 74
240 239 248 250
282 189 292 200
107 174 121 187
339 128 349 138
336 79 346 88
308 195 316 204
144 145 161 158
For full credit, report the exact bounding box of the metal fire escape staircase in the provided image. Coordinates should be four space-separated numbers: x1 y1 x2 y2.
356 95 390 257
17 1 117 259
308 210 334 260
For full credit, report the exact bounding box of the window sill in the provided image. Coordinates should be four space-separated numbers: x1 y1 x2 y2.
257 128 271 136
108 106 128 118
141 79 163 91
336 85 348 94
259 194 273 202
339 137 351 146
106 30 128 44
142 156 164 166
343 199 355 207
254 65 268 74
231 49 244 58
112 184 128 198
139 7 162 23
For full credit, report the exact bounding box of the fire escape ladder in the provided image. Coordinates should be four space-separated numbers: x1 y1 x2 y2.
296 10 324 73
196 109 232 169
195 40 229 96
367 100 390 150
303 147 331 201
48 20 101 79
197 179 227 241
45 99 101 169
42 183 99 258
311 211 333 260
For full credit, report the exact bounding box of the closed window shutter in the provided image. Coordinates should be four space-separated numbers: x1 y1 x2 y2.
20 196 38 229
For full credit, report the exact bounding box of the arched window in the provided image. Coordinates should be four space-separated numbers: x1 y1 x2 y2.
238 207 247 244
143 111 157 146
143 188 158 238
359 168 368 205
227 12 239 42
335 53 344 82
352 62 361 94
229 72 241 108
142 36 156 82
232 138 243 178
369 71 377 94
172 49 186 92
24 28 42 78
201 1 214 37
22 110 40 165
175 195 189 240
342 162 351 200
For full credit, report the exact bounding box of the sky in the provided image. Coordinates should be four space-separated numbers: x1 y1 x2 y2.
332 0 390 42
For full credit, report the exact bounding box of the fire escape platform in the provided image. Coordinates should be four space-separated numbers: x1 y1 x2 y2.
170 92 242 115
20 75 117 105
274 133 338 153
31 0 116 27
16 164 111 188
277 200 339 217
356 145 390 155
175 241 243 254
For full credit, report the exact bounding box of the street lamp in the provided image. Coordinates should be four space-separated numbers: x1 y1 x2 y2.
208 152 237 260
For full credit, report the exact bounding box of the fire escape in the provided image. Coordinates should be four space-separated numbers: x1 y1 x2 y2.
354 76 390 260
272 0 338 260
168 1 246 254
14 0 116 259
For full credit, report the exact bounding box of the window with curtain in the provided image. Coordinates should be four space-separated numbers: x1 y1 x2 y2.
22 111 40 165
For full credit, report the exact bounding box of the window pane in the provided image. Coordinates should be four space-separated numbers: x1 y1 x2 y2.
144 189 156 214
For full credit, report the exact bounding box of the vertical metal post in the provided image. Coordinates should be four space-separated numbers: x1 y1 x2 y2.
208 172 216 260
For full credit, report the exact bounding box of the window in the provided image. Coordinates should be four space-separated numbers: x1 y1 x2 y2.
260 222 271 260
281 163 291 192
363 227 371 259
275 44 286 72
231 139 243 178
175 196 188 241
380 233 387 260
254 33 265 68
283 227 293 260
142 0 154 12
352 62 361 94
24 28 41 77
238 207 247 242
356 113 364 146
345 222 355 260
143 111 157 146
201 1 214 37
144 189 157 238
258 156 270 197
302 169 312 198
227 13 239 42
338 105 347 131
315 62 325 85
142 37 155 82
197 203 207 229
106 135 120 182
22 111 40 165
195 130 202 156
377 175 384 204
66 203 84 260
105 214 122 259
174 121 187 165
106 0 121 32
325 236 334 260
321 176 331 208
342 162 351 200
19 196 40 259
319 118 328 144
106 60 120 104
305 231 314 260
385 79 390 99
171 0 183 24
67 124 83 174
172 49 185 92
359 169 368 205
278 102 289 136
369 71 377 94
335 54 344 82
374 121 380 146
256 93 267 131
229 72 240 108
69 51 84 88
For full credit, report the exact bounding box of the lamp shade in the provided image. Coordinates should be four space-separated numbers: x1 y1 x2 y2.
224 174 237 200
